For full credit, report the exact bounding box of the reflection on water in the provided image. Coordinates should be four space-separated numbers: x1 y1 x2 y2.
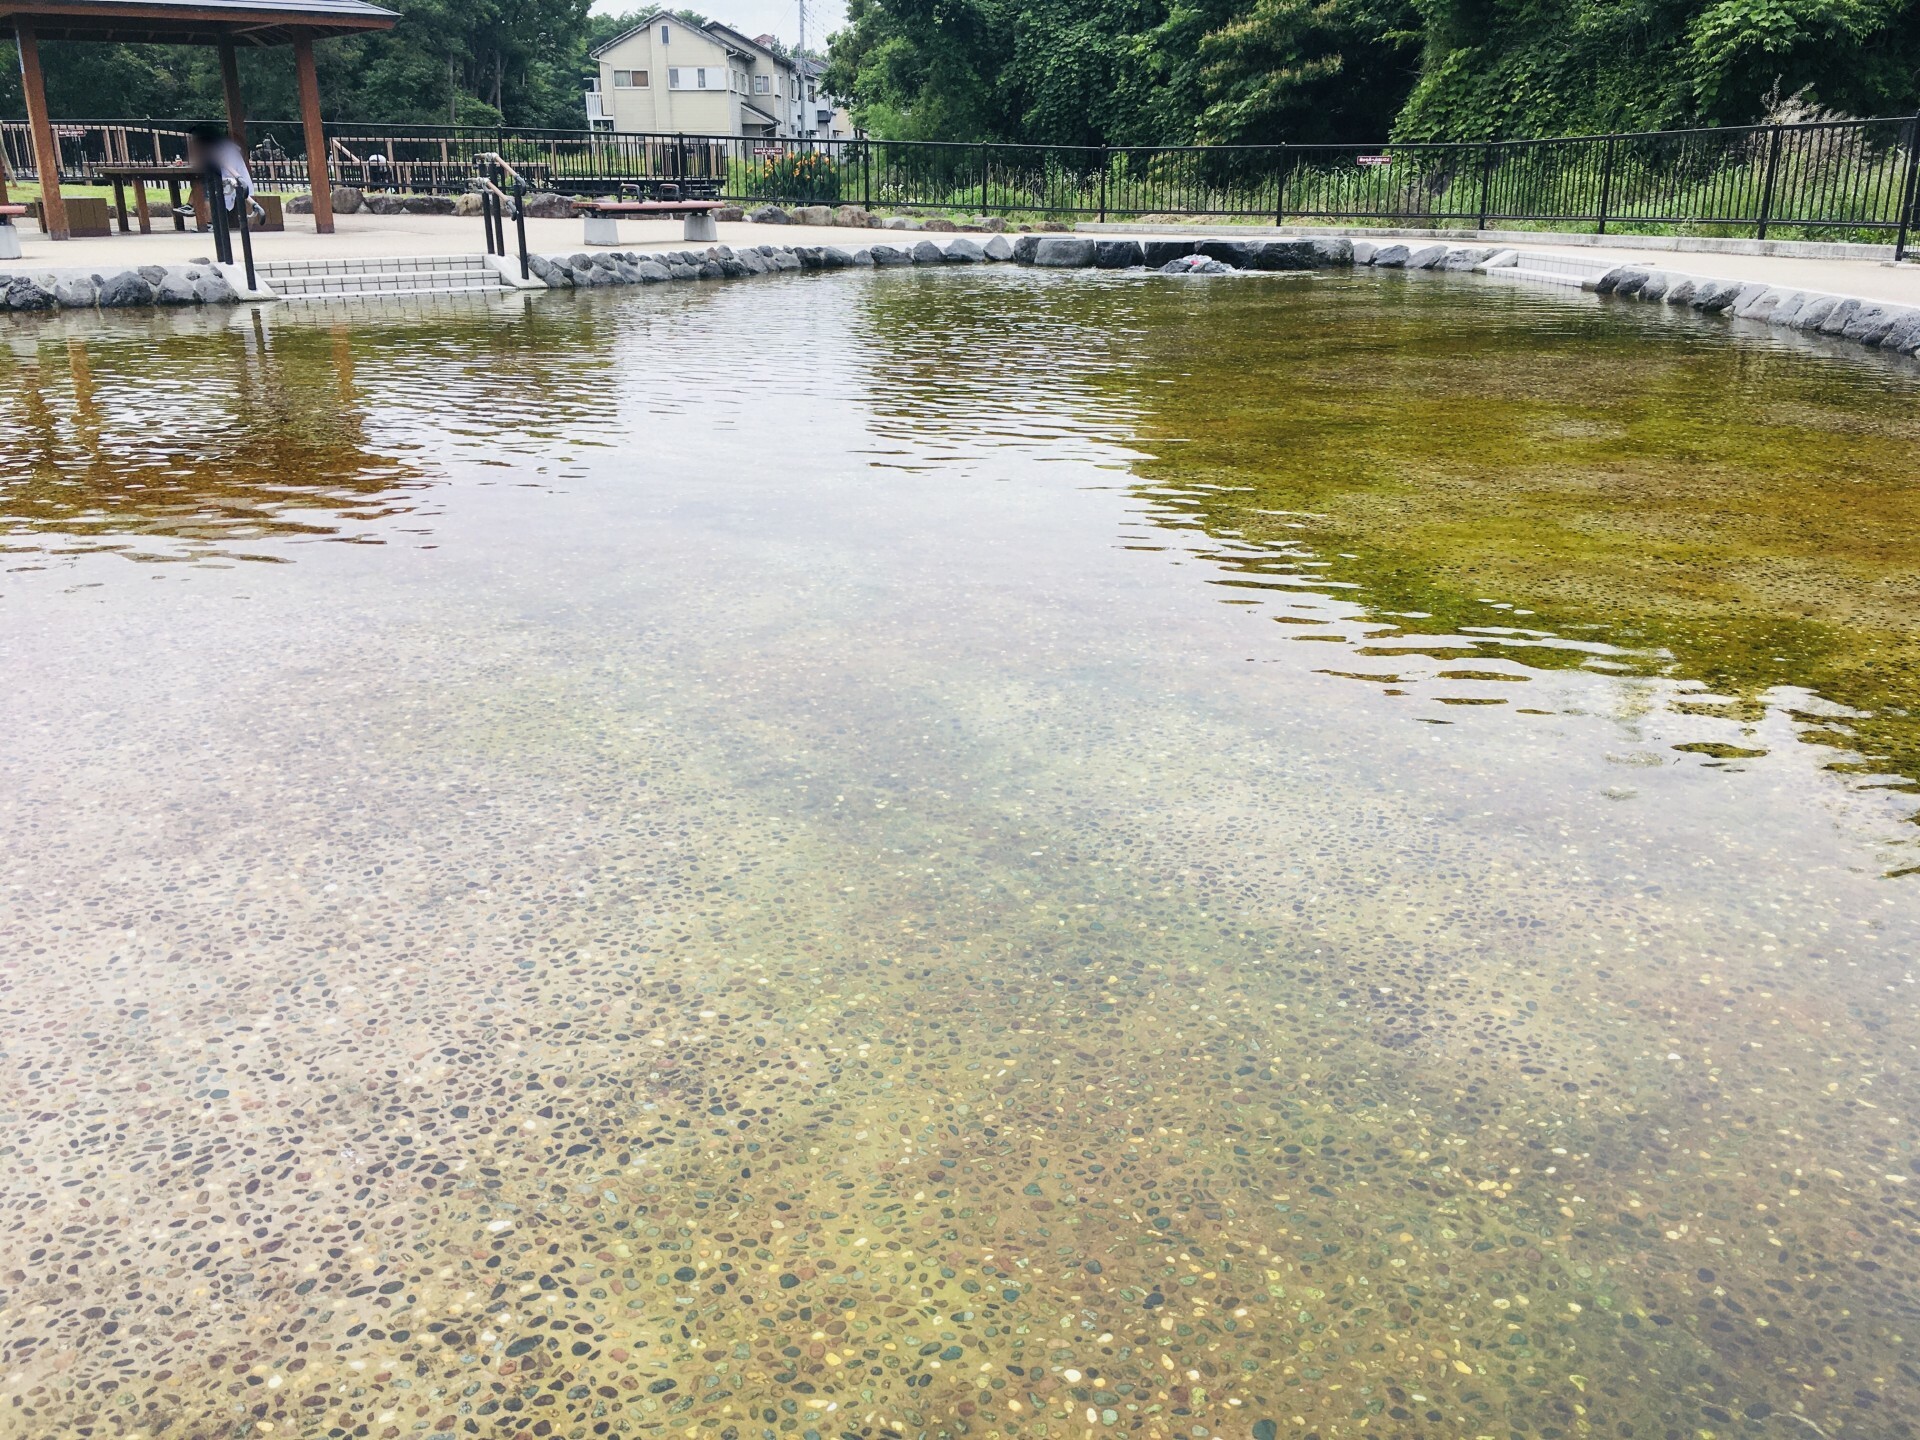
1 271 1918 1440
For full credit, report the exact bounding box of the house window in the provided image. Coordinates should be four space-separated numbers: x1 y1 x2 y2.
613 69 649 87
752 74 770 95
670 67 723 89
659 23 670 42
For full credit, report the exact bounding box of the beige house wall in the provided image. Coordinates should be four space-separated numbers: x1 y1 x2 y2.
600 21 754 136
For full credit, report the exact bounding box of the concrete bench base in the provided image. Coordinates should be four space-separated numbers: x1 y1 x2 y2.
0 223 21 261
583 211 720 245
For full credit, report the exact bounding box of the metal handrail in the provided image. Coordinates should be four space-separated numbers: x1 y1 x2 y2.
472 166 529 281
475 151 528 187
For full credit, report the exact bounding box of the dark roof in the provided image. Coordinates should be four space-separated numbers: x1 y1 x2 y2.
592 15 798 67
1 0 397 44
702 21 794 67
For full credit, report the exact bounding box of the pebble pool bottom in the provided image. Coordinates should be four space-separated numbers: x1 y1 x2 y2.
3 267 1919 1440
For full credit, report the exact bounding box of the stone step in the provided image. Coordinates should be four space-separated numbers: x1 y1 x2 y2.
274 281 513 302
257 253 492 279
1483 265 1591 289
270 267 507 299
271 266 499 287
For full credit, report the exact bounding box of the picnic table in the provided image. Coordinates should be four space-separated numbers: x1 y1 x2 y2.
575 196 727 245
98 163 201 235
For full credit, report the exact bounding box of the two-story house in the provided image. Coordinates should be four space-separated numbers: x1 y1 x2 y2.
587 14 803 138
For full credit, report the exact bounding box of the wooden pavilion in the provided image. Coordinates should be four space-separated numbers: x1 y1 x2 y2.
4 0 396 240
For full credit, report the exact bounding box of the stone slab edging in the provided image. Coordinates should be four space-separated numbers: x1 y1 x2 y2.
1074 221 1899 263
1 260 269 311
521 234 1021 288
1582 263 1920 354
8 231 1918 366
1004 232 1920 360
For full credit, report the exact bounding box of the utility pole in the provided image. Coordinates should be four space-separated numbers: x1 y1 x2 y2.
795 0 808 136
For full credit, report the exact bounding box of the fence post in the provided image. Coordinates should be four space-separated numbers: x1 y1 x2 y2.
1475 141 1494 230
1755 124 1784 240
1894 112 1920 263
863 140 872 212
1099 145 1109 223
980 142 989 214
1274 144 1288 224
1595 133 1617 233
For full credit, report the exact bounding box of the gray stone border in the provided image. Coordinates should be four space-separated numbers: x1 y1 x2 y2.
1 259 267 312
1584 263 1920 354
7 229 1918 365
518 233 1015 287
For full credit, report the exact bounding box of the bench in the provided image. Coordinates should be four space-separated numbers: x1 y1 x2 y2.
575 198 728 245
0 202 27 260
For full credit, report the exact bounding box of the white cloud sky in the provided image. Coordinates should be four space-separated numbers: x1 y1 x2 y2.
593 0 848 53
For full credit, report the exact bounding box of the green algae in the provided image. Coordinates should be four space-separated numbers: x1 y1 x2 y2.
1099 270 1920 808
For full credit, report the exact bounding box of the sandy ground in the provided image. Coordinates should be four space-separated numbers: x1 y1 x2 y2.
10 207 1920 305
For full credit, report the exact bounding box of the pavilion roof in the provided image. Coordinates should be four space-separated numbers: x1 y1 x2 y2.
1 0 397 44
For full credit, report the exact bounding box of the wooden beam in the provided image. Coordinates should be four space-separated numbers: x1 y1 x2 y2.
0 2 398 34
218 39 248 148
14 19 68 240
293 32 333 233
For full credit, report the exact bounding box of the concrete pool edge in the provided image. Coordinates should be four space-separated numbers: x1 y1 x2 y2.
5 229 1920 363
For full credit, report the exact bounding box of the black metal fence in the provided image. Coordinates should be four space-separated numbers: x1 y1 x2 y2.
8 115 1920 254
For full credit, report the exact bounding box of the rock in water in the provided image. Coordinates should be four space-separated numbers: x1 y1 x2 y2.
1033 237 1097 267
98 270 155 307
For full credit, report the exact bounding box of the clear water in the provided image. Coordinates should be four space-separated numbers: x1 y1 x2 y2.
2 270 1918 1440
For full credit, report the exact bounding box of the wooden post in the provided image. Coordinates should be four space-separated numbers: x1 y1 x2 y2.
218 40 249 149
293 33 334 233
15 19 69 240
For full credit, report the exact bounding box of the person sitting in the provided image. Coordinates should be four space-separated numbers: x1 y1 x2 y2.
185 123 263 232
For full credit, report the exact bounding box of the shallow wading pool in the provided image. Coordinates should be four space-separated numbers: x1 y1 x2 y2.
3 268 1919 1439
